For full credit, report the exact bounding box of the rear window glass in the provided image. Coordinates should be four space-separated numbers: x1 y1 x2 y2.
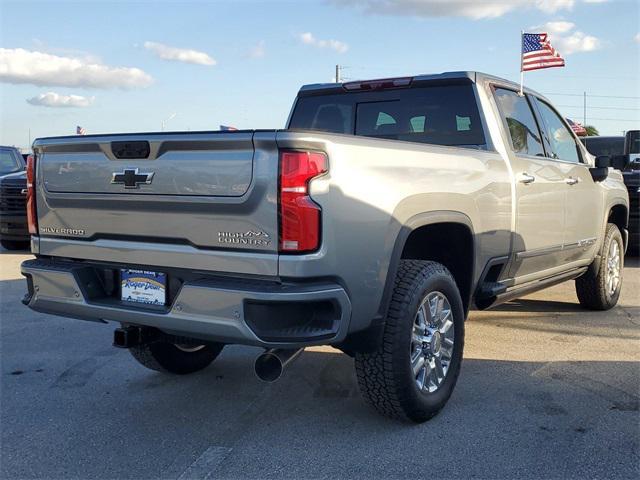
289 84 486 148
0 149 22 176
581 137 624 157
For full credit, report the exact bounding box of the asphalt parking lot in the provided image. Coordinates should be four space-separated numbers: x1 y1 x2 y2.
1 248 639 479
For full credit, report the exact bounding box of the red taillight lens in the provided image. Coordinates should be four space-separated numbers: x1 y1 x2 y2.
343 76 412 91
279 150 328 253
26 154 38 235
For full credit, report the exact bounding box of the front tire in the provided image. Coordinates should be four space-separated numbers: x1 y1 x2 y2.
355 260 465 423
575 223 624 310
129 341 224 374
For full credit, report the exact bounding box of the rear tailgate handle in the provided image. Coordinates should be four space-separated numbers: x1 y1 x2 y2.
111 141 150 159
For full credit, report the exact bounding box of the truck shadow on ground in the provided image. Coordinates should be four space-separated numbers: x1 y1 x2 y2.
493 298 585 313
2 269 639 479
3 344 639 479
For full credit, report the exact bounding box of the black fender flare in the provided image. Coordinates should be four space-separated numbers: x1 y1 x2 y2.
340 211 476 354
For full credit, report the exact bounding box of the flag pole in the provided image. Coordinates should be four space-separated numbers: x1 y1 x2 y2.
519 30 524 96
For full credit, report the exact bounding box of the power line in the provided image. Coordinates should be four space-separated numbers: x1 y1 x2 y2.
556 104 640 111
579 117 639 122
543 92 640 100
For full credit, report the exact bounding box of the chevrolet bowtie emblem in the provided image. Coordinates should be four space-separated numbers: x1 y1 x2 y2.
111 168 154 189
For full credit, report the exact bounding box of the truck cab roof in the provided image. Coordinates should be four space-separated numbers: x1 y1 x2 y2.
298 71 547 100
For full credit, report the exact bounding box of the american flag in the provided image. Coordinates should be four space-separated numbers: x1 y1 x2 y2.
521 33 565 72
76 125 86 135
565 118 587 136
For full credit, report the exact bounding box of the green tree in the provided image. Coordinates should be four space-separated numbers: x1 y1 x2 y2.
584 125 599 136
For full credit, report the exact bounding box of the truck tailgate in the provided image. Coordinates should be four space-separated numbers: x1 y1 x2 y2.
33 131 279 276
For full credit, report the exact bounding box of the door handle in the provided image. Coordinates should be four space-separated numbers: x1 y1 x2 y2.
565 177 579 185
518 172 536 184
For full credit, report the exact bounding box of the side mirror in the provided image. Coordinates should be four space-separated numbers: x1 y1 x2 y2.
589 167 608 182
595 155 611 168
591 156 609 182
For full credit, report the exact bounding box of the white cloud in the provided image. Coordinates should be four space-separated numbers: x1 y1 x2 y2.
247 40 266 59
0 48 153 89
635 33 640 43
535 0 575 13
30 38 102 64
553 30 601 53
144 41 216 66
532 21 601 54
299 32 349 53
540 20 575 33
331 0 603 19
26 92 95 108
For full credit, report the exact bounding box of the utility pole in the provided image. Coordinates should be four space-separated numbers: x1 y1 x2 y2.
161 112 177 131
335 64 341 83
583 91 587 126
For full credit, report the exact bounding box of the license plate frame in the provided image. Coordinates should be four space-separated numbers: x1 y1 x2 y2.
120 269 167 305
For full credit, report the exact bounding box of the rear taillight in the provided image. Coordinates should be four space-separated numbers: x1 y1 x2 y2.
279 150 328 253
26 154 37 235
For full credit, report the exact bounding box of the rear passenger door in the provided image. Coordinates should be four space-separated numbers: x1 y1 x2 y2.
493 87 567 282
531 97 603 264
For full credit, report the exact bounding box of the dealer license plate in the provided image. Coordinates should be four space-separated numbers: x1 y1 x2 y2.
121 269 166 305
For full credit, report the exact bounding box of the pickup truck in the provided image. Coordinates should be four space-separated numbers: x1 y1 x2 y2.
0 146 28 250
21 72 630 422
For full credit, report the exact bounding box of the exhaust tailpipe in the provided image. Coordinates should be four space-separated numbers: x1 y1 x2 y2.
254 348 304 382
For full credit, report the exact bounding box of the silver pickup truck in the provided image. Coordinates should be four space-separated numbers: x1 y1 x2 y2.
21 72 630 422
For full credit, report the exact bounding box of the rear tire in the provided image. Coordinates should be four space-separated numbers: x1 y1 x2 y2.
575 223 624 311
355 260 465 423
1 239 30 251
129 341 224 374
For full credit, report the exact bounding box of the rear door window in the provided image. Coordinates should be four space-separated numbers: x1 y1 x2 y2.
289 84 486 148
493 88 545 157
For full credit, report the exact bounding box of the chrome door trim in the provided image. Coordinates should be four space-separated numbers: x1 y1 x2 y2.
517 236 596 261
515 243 563 259
564 237 598 250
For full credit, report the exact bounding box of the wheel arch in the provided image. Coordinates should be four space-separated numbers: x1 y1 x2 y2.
337 211 476 355
393 213 476 315
608 203 629 251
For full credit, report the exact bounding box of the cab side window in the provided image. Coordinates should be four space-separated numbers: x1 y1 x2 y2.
493 88 545 157
532 98 581 163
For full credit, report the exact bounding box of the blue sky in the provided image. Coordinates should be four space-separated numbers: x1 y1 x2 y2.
1 0 638 150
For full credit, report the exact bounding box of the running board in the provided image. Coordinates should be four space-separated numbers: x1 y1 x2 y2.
479 267 587 310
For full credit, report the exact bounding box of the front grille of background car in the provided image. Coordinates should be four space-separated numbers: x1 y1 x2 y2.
0 185 27 213
627 184 639 219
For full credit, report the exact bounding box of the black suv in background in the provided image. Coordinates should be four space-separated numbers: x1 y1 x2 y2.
581 132 639 255
0 146 29 250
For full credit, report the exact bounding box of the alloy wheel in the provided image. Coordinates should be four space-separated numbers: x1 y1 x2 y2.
410 291 455 393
